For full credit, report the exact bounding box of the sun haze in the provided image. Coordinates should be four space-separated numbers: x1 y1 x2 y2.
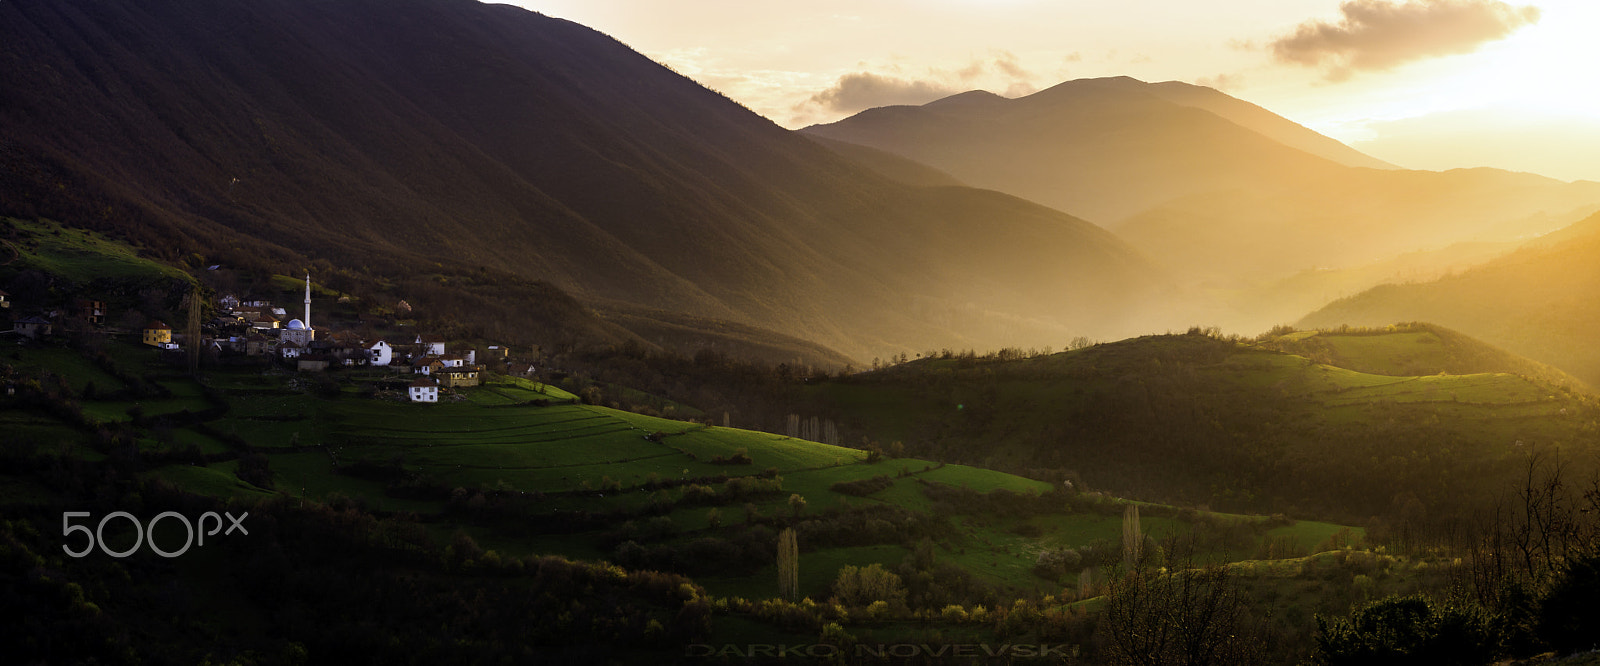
510 0 1596 181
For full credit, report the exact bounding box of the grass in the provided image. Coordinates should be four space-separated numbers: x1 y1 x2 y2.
11 346 126 394
914 464 1054 494
146 463 277 500
1267 521 1365 553
6 218 195 286
5 336 1386 642
80 397 212 422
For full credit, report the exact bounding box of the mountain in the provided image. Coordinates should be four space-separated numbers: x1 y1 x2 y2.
805 76 1353 224
1300 210 1600 388
1131 80 1396 171
803 78 1600 330
804 135 968 188
0 0 1178 363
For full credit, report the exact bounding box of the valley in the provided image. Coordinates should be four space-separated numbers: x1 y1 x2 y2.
3 0 1600 663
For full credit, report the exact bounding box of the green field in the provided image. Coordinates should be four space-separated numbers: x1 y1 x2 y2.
6 218 195 286
2 332 1515 663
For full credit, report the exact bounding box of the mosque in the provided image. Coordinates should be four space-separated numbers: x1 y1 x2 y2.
280 274 317 347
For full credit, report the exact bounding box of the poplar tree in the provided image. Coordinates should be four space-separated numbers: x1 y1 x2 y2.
777 528 799 601
1123 504 1143 568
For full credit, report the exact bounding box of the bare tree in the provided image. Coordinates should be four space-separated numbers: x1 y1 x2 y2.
1098 537 1263 666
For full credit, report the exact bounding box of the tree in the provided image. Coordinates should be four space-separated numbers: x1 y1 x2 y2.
777 528 799 601
1124 504 1143 568
1098 537 1261 666
788 493 807 517
831 563 906 609
236 453 274 489
1536 553 1600 653
184 288 202 374
1314 595 1501 666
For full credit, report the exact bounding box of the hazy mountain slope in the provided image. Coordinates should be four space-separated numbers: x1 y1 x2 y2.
804 135 967 187
0 0 1176 361
1137 80 1396 170
804 78 1600 331
804 77 1348 224
1300 211 1600 387
1117 170 1600 285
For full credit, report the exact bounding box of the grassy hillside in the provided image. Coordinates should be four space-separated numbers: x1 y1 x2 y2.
1301 211 1600 389
0 218 197 315
1257 323 1588 390
789 331 1599 521
1 333 1399 663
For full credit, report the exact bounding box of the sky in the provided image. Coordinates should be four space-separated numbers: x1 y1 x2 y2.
505 0 1600 182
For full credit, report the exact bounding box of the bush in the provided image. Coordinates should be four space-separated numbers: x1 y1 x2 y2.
831 563 906 609
1315 595 1502 666
1032 548 1082 581
830 475 893 497
236 453 274 489
710 447 752 465
1537 554 1600 653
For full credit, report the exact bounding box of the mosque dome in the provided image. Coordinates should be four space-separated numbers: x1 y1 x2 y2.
286 319 305 330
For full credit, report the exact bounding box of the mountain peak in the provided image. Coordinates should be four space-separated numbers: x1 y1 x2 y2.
924 90 1008 109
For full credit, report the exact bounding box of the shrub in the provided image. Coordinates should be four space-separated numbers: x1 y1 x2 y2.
710 447 752 465
1536 553 1600 653
831 563 906 609
1032 548 1083 580
236 452 274 489
830 475 893 497
1315 595 1502 666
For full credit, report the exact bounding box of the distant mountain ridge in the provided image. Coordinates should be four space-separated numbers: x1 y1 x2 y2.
803 76 1390 223
805 78 1600 331
0 0 1183 361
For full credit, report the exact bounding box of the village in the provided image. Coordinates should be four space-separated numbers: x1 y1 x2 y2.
3 274 536 404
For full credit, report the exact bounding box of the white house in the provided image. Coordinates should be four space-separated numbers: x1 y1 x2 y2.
408 378 438 403
368 340 393 367
416 334 446 356
279 341 304 359
439 354 466 368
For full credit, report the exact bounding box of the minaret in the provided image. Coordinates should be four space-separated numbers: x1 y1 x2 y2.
303 273 312 331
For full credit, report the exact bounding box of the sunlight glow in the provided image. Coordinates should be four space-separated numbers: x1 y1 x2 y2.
514 0 1600 180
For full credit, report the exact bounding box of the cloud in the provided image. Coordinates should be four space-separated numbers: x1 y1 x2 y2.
1194 73 1245 91
1270 0 1540 81
803 52 1040 115
990 51 1029 79
805 72 961 113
